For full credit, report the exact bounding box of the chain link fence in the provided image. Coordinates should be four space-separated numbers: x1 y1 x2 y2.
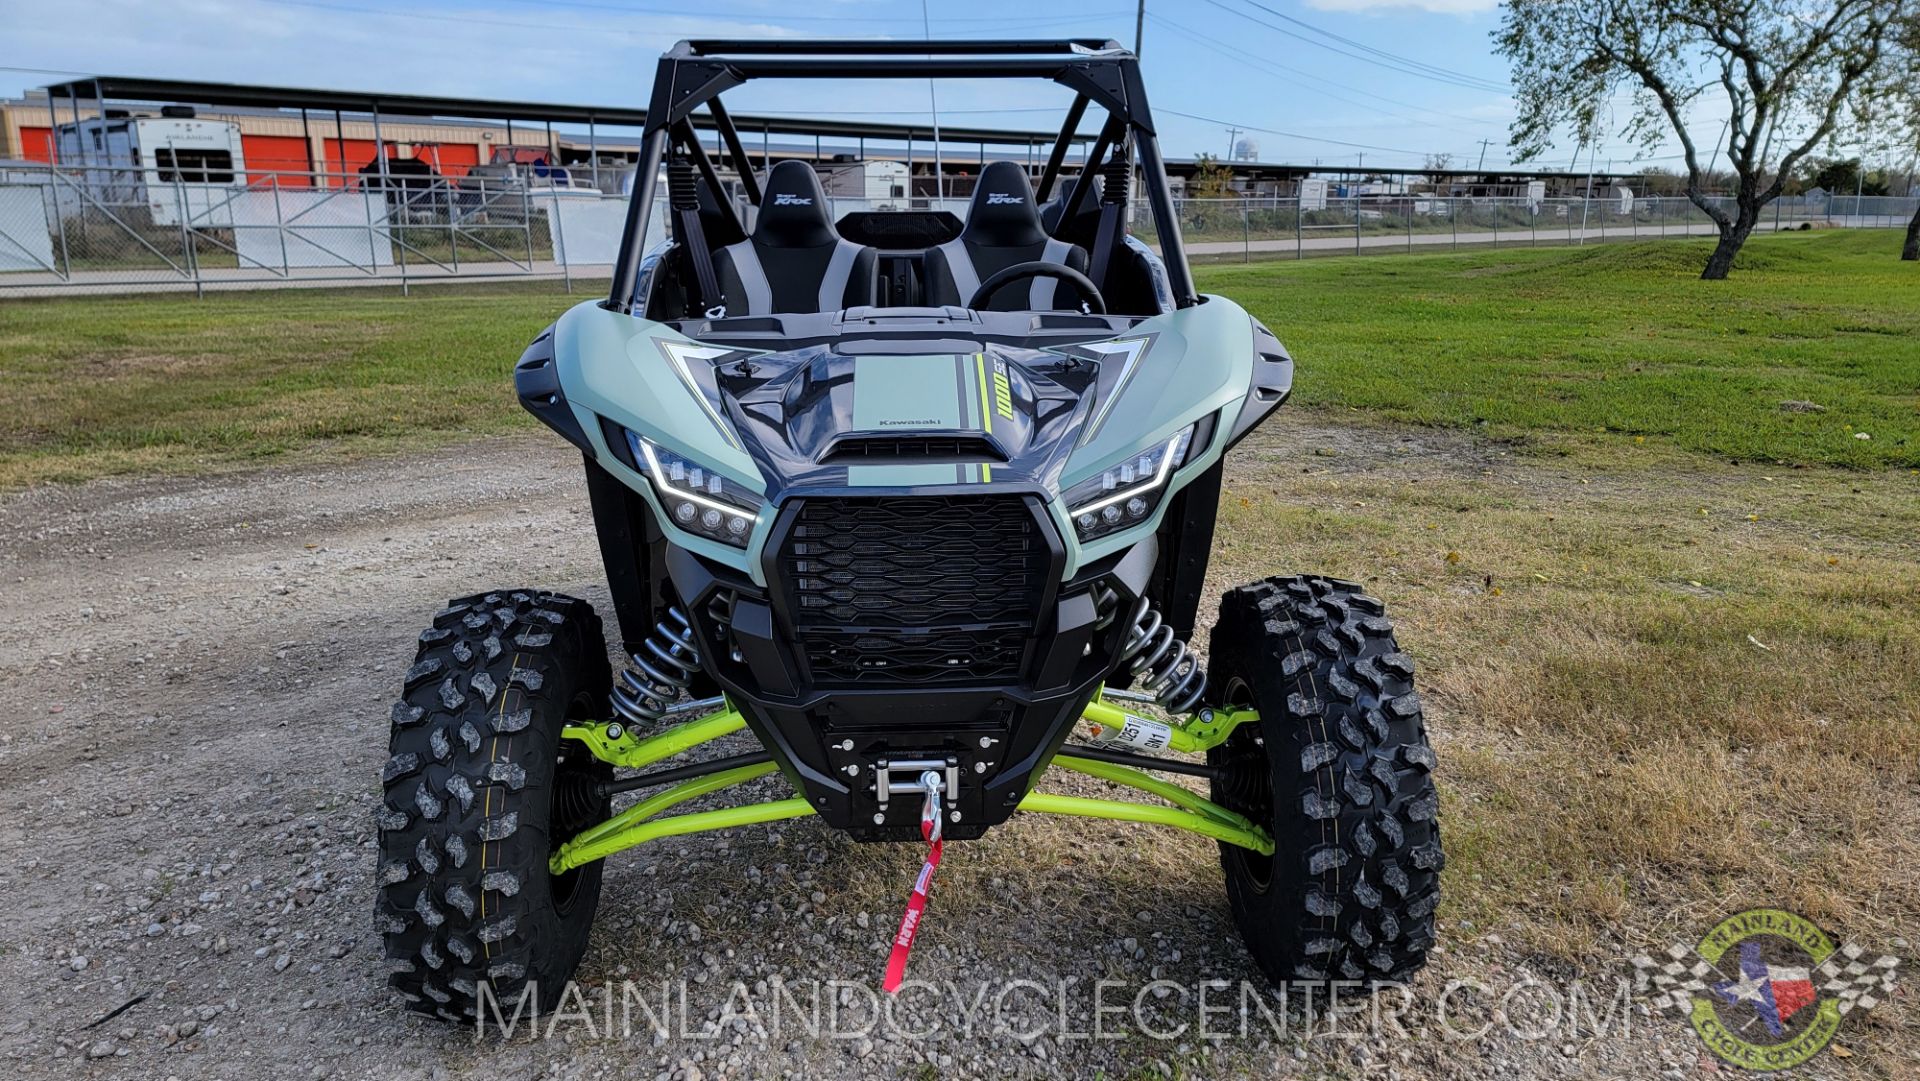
0 162 657 296
1142 193 1920 263
2 161 1914 296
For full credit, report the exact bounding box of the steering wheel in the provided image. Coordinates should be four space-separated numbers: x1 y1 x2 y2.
967 261 1107 315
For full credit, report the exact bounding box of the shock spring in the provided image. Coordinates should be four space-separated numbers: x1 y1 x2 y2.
1092 585 1209 715
610 607 702 727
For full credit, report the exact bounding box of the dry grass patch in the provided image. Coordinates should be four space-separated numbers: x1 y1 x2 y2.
1209 422 1920 975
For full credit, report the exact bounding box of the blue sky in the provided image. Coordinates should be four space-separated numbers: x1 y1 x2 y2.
2 0 1671 173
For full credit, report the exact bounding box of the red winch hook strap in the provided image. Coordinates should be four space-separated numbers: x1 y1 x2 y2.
882 770 946 994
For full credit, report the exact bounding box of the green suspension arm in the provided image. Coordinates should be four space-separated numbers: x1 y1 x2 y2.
1083 695 1259 754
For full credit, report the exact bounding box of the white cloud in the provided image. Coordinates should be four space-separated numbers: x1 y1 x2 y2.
1304 0 1499 15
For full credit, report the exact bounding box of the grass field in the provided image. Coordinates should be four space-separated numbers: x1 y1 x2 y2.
3 229 1916 1067
1 229 1915 488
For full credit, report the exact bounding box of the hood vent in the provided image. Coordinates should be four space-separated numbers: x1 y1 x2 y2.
822 435 1004 464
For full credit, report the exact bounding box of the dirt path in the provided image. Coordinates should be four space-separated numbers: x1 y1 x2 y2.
0 427 1875 1080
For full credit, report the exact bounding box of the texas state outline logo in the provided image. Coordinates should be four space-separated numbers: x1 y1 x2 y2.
1634 909 1900 1071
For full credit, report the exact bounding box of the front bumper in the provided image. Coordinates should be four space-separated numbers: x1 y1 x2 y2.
663 510 1158 840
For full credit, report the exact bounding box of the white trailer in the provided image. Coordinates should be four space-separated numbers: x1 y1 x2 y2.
55 113 248 227
818 160 910 210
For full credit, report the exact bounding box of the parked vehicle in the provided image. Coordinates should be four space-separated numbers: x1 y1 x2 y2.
375 38 1442 1021
53 109 246 227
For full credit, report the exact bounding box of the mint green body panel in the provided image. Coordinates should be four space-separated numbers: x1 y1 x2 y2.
548 292 1257 584
1050 295 1256 574
553 303 775 584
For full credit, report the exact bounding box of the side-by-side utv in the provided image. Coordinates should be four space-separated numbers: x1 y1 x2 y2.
375 38 1440 1020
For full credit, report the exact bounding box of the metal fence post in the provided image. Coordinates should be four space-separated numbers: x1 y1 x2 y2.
551 189 572 293
448 180 460 274
1406 199 1413 253
1241 200 1250 263
272 181 290 276
523 183 535 269
50 167 71 278
1294 196 1302 259
363 183 380 286
1354 196 1361 255
175 181 203 298
1451 197 1458 251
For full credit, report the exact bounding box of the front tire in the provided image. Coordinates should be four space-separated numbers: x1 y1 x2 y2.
1208 575 1441 986
375 590 613 1021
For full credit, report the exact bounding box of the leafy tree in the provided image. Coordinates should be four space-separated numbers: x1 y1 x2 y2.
1803 157 1890 196
1888 11 1920 259
1189 153 1238 199
1495 0 1905 279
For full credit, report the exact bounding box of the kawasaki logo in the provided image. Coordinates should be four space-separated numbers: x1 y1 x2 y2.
773 193 813 205
986 192 1022 205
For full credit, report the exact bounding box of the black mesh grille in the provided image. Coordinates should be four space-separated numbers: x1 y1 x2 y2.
779 496 1050 686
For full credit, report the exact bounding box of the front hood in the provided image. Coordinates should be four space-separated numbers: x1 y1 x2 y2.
548 297 1270 579
704 342 1119 497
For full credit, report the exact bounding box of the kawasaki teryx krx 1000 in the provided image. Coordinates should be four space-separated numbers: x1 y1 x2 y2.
375 38 1441 1020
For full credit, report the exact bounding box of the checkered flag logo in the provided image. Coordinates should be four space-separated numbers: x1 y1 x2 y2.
1634 943 1718 1014
1634 941 1902 1017
1814 944 1901 1015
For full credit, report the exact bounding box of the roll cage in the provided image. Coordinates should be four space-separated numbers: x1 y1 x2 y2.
607 38 1198 315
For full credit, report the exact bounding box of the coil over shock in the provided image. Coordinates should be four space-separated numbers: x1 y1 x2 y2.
610 607 701 727
1092 585 1208 714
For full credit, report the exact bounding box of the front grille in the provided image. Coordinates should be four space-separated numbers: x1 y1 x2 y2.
779 496 1051 686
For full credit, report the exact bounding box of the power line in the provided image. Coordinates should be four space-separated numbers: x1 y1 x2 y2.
1199 0 1508 94
1158 107 1437 160
250 0 1127 39
1147 13 1502 137
1222 0 1509 91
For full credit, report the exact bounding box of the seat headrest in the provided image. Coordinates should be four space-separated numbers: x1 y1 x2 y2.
1039 172 1102 233
963 161 1046 248
753 161 838 248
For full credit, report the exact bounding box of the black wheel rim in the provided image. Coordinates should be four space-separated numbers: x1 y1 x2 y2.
1217 675 1274 893
548 690 604 913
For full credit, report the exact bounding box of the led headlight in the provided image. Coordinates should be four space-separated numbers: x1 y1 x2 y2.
627 433 763 549
1062 424 1197 542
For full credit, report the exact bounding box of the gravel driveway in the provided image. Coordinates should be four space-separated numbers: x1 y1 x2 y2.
0 431 1878 1080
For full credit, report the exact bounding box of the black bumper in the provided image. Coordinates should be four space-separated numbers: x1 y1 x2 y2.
664 505 1157 840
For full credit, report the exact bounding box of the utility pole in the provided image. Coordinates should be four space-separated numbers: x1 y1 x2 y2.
1225 127 1243 160
1475 138 1493 172
921 0 943 205
1134 0 1145 55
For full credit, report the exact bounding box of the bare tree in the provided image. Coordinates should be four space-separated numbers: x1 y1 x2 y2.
1496 0 1904 279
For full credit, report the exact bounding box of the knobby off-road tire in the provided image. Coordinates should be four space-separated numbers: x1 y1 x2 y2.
1207 575 1441 987
376 590 613 1021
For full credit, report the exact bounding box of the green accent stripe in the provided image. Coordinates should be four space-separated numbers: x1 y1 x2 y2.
974 352 992 435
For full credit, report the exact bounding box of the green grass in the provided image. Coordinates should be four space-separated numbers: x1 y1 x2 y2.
0 229 1914 487
1197 229 1920 469
0 280 583 486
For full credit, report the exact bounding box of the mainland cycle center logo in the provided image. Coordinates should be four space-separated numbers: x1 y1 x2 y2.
1635 908 1900 1071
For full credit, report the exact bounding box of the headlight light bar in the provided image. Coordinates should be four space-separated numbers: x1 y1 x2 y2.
630 434 762 548
1066 425 1195 540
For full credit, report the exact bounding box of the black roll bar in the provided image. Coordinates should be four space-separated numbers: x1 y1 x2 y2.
706 98 762 206
609 38 1201 313
678 39 1124 57
1035 94 1090 204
